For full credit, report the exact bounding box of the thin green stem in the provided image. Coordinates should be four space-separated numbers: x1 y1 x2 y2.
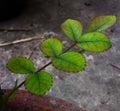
3 81 25 100
16 81 25 89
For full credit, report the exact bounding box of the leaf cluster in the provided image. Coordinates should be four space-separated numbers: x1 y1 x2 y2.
3 15 117 97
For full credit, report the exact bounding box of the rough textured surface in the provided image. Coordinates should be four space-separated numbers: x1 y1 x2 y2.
0 0 120 111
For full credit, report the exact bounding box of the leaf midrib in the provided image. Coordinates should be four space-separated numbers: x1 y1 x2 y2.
90 19 112 32
56 55 80 68
78 40 110 44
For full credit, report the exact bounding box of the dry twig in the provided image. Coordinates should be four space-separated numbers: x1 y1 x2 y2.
0 34 44 47
0 27 32 32
111 63 120 70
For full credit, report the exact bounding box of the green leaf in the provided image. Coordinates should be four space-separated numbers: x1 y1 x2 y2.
52 52 86 72
7 57 34 74
88 15 116 32
61 19 82 42
40 38 62 57
77 32 111 52
25 71 53 95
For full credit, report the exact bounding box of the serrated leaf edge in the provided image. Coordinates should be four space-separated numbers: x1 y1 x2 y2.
25 71 53 95
6 56 35 74
52 52 86 72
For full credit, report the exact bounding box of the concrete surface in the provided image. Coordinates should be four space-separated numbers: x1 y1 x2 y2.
0 0 120 111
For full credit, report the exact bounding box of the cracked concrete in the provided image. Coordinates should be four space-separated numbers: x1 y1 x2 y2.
0 0 120 111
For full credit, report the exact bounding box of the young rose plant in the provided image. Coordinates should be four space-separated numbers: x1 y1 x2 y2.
0 15 116 111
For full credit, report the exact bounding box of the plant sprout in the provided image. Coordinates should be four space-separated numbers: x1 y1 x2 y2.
0 15 116 111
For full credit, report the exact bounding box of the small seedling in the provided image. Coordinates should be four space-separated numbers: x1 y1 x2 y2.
0 15 116 111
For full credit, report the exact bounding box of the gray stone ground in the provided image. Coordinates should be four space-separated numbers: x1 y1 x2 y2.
0 0 120 111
